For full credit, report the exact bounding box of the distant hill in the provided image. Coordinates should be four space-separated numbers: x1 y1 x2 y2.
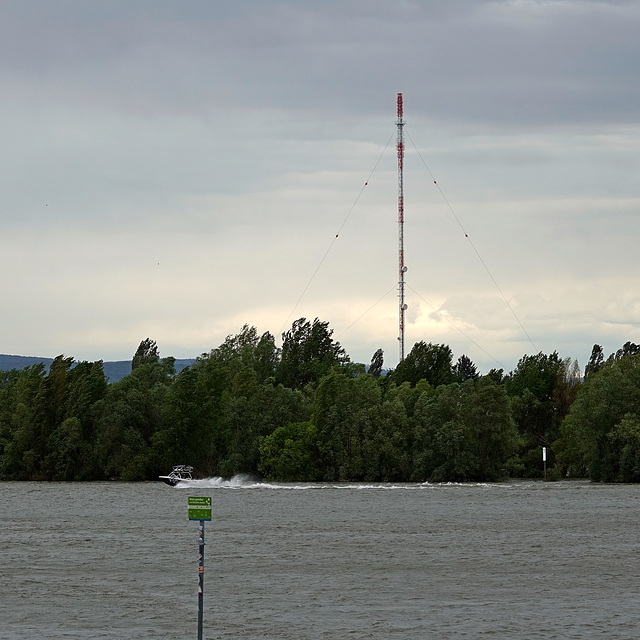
0 354 196 383
1 354 381 382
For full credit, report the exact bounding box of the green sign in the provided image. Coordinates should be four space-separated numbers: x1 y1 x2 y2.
188 496 212 521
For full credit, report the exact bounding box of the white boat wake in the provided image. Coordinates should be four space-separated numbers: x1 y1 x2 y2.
172 475 513 490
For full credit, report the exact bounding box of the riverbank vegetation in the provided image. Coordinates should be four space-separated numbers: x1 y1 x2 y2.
1 321 639 482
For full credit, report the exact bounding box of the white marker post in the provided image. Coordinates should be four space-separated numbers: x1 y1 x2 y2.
542 447 547 479
188 497 212 640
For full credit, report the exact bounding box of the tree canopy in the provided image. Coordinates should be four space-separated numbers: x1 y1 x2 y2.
1 324 639 483
132 339 160 370
392 341 456 388
276 317 348 389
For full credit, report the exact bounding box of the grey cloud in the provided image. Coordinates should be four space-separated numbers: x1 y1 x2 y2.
1 0 640 368
2 1 640 127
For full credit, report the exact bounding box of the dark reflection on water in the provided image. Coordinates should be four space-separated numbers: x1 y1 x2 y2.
1 480 639 639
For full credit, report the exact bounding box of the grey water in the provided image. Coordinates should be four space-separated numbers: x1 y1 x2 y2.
1 479 639 639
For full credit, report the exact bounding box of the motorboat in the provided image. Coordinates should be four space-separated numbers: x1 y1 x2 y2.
159 465 194 486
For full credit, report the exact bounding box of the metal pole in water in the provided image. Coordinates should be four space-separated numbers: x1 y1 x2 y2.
542 447 547 479
198 520 204 640
188 496 211 640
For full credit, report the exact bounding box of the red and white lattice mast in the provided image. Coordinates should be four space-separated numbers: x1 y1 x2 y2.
396 93 407 361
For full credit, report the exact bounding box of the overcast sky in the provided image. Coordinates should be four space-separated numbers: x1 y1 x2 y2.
1 0 639 374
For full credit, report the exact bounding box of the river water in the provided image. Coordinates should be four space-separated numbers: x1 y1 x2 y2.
1 479 638 639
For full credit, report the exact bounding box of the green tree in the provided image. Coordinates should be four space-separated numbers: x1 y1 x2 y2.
30 356 75 477
210 325 259 371
92 358 173 480
0 364 46 479
559 354 640 481
609 414 640 482
219 369 309 477
132 338 160 370
45 417 92 481
412 378 516 482
362 397 411 481
63 361 108 429
384 379 433 419
204 325 280 383
255 331 280 383
485 368 505 385
393 341 454 388
259 421 320 481
467 377 519 480
454 354 479 382
369 348 384 378
92 376 151 479
584 344 604 379
412 382 476 481
179 327 308 478
506 351 565 476
277 318 349 389
610 341 640 362
151 361 226 476
0 357 109 480
554 357 582 418
313 371 381 480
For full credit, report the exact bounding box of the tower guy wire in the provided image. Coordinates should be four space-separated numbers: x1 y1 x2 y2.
405 128 538 354
278 129 396 338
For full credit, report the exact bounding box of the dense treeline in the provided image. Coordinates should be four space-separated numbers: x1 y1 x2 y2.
1 321 639 482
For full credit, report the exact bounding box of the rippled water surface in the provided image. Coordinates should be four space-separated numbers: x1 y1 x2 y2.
1 479 639 639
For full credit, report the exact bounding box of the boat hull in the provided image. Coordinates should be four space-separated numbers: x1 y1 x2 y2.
159 476 181 486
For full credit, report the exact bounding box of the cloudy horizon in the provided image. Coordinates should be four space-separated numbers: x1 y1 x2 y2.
1 0 639 374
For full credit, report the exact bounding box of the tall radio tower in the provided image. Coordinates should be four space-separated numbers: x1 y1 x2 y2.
396 93 407 361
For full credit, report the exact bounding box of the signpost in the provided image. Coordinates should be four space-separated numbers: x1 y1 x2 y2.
188 496 212 521
188 497 211 640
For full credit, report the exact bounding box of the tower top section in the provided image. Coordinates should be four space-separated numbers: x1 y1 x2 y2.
397 93 403 119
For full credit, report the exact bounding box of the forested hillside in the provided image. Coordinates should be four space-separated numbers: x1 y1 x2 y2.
1 321 639 482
